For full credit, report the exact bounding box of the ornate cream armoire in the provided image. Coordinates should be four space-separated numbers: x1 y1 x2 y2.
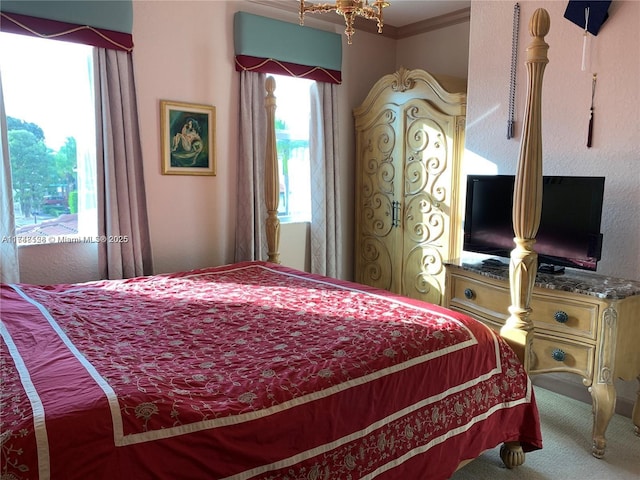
353 68 467 306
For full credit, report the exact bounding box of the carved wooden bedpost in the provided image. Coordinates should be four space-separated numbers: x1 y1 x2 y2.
264 76 281 263
500 8 550 370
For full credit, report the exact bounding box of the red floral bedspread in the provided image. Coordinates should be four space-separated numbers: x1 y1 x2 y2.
1 261 541 479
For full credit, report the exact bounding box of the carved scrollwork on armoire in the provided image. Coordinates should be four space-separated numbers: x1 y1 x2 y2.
354 68 467 305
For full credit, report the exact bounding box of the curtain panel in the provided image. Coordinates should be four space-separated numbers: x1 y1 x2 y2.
0 73 20 283
234 71 269 262
309 82 342 278
94 48 153 279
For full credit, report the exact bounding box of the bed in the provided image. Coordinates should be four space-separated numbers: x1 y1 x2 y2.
1 261 540 479
0 8 550 480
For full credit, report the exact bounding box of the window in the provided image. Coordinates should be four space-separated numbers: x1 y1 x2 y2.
271 74 313 223
0 33 97 244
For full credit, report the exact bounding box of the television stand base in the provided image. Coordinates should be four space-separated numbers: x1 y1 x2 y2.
538 263 565 274
482 257 508 267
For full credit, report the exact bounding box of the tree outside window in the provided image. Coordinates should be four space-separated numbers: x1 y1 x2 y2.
1 32 96 242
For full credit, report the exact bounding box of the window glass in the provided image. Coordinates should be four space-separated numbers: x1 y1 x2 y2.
0 33 97 244
271 74 313 223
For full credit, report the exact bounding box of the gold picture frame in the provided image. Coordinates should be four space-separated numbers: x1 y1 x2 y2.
160 100 216 175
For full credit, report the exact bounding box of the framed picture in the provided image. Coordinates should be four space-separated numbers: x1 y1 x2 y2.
160 100 216 175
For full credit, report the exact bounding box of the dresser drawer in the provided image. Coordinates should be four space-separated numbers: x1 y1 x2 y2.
530 333 595 379
447 272 510 325
447 270 598 341
529 293 598 340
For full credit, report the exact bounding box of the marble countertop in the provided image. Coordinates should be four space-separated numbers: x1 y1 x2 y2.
448 259 640 300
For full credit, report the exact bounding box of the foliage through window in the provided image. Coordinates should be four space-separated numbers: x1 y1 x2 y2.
1 33 97 244
272 75 312 223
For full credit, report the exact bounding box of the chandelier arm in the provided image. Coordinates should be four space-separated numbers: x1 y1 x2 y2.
298 0 389 42
302 3 340 14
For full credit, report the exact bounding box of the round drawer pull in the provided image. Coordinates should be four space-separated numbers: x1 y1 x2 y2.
551 348 566 362
554 311 569 323
464 288 475 300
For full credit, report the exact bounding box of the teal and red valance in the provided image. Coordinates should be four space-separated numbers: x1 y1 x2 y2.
234 12 342 84
0 1 133 52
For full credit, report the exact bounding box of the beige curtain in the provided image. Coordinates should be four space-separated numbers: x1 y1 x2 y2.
309 82 342 278
94 48 152 279
234 70 268 262
0 72 20 283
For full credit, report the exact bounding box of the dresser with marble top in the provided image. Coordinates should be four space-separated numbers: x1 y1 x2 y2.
444 258 640 458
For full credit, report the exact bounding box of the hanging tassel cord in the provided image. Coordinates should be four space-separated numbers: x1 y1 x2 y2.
507 3 520 139
587 73 597 148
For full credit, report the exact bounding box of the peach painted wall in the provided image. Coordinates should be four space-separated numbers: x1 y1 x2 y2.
132 1 399 278
130 0 467 279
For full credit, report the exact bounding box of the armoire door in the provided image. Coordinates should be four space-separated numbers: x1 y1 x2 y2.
354 103 403 293
400 99 458 305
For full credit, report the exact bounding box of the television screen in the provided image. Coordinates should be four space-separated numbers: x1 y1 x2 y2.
463 175 605 271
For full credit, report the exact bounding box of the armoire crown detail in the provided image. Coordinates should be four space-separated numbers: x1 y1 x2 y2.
391 67 416 92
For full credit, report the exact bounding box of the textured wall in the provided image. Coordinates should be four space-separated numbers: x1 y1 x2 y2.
465 0 639 281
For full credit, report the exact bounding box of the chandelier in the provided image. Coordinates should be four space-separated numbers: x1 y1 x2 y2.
299 0 390 44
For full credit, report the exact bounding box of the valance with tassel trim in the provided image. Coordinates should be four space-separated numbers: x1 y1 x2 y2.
234 12 342 84
0 1 133 52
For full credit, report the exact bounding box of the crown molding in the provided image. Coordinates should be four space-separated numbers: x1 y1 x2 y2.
246 1 470 41
395 8 470 39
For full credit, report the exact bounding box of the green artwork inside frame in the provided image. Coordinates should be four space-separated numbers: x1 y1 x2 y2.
169 110 209 168
161 100 216 176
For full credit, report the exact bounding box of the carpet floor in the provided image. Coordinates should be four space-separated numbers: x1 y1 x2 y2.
451 386 640 479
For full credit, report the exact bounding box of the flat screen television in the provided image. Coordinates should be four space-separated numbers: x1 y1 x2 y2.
463 175 605 271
